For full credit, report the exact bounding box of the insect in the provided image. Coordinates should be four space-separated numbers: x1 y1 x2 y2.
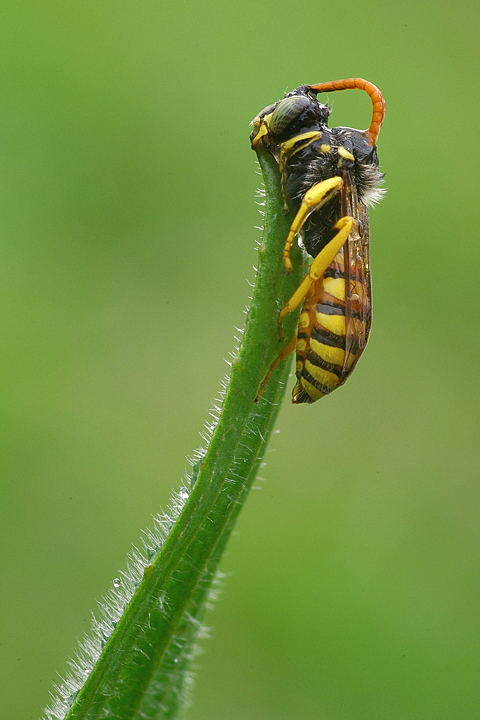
251 78 386 404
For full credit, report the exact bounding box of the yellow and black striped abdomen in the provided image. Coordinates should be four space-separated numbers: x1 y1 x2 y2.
292 247 368 404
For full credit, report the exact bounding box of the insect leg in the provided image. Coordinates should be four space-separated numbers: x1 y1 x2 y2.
257 215 353 399
255 333 297 402
282 176 344 272
278 216 354 339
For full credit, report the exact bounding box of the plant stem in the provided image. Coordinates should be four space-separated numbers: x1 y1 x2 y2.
50 146 302 720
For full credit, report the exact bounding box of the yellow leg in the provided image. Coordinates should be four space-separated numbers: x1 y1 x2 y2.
282 176 344 272
278 216 354 339
256 333 297 402
257 215 354 398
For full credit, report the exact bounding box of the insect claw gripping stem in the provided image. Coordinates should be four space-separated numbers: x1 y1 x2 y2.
308 78 386 146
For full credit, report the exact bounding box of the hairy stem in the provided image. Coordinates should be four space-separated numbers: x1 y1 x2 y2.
44 146 302 720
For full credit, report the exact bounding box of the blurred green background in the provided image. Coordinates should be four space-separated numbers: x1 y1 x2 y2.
1 1 479 718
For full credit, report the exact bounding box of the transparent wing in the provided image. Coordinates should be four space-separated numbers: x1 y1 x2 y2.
341 173 372 381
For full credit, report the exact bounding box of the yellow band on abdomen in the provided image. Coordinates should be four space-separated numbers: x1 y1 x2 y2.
316 312 346 335
322 276 345 301
310 337 345 366
305 360 339 391
297 377 325 402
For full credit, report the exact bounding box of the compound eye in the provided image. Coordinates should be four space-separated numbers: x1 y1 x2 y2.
269 95 310 135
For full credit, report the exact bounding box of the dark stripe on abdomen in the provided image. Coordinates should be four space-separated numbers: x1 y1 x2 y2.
307 350 342 378
316 302 344 315
301 368 334 395
310 327 345 349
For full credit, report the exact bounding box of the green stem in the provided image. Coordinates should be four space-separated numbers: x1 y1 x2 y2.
45 146 302 720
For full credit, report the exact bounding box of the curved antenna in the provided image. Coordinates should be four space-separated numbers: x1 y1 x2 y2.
308 78 385 146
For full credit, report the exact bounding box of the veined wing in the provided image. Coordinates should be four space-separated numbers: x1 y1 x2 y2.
341 172 372 381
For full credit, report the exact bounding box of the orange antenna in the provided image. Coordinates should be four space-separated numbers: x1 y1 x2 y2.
308 78 386 146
